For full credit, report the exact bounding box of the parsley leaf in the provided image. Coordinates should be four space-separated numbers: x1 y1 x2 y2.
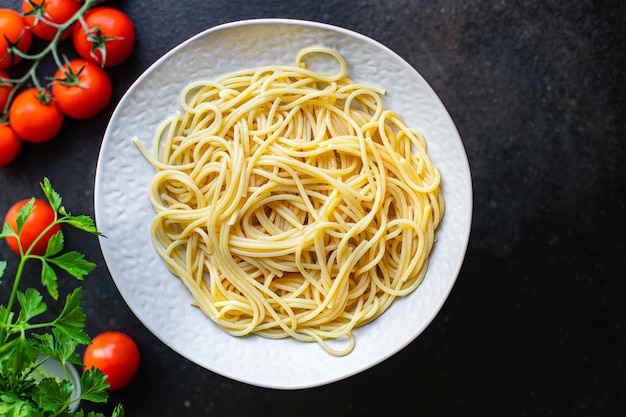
53 288 90 345
51 328 82 366
61 214 103 236
0 222 15 239
44 230 64 257
79 368 110 403
15 199 35 235
35 377 74 411
16 289 47 323
41 177 63 213
0 392 40 416
40 260 59 301
48 252 97 281
0 336 38 374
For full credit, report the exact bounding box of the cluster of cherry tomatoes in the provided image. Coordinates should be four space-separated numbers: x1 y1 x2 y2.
0 0 135 167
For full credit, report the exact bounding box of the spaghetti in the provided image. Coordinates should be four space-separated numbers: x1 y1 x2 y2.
136 47 444 356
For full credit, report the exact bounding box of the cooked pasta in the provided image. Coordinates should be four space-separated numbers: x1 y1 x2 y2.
135 46 444 356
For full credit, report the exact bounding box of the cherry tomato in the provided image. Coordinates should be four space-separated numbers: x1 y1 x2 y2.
52 59 112 119
0 8 32 68
9 88 64 143
0 124 22 167
72 7 135 67
22 0 82 41
83 331 140 391
3 198 61 255
0 70 12 112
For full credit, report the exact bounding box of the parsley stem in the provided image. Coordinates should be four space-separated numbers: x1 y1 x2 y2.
3 320 56 330
0 252 27 341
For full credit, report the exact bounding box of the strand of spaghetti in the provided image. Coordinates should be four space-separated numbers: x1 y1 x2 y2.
295 46 348 81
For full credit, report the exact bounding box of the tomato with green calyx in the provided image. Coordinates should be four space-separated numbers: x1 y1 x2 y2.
3 198 61 255
52 59 112 119
9 88 64 143
0 8 32 68
22 0 82 41
72 6 135 67
0 69 12 112
83 331 140 391
0 124 22 167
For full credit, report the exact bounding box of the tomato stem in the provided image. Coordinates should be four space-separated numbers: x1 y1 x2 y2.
23 0 72 31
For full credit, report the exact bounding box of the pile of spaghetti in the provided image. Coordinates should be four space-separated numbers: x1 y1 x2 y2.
137 47 444 356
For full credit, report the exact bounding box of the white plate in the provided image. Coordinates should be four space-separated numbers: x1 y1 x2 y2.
94 19 472 389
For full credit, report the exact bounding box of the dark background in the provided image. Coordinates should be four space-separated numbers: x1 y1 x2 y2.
1 0 624 415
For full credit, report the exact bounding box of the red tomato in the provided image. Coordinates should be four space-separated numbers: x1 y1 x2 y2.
0 8 32 68
22 0 82 41
52 59 112 119
0 70 12 112
3 198 61 255
83 331 140 391
0 124 22 167
72 7 135 67
9 88 64 143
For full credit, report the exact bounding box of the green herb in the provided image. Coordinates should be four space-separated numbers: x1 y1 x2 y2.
0 178 123 416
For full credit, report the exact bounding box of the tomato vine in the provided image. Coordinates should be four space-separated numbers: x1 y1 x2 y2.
1 1 94 119
0 0 135 166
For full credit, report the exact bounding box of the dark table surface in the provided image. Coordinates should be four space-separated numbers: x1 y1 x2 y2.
1 0 625 415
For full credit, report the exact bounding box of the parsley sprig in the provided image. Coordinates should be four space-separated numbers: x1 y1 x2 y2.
0 178 123 416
